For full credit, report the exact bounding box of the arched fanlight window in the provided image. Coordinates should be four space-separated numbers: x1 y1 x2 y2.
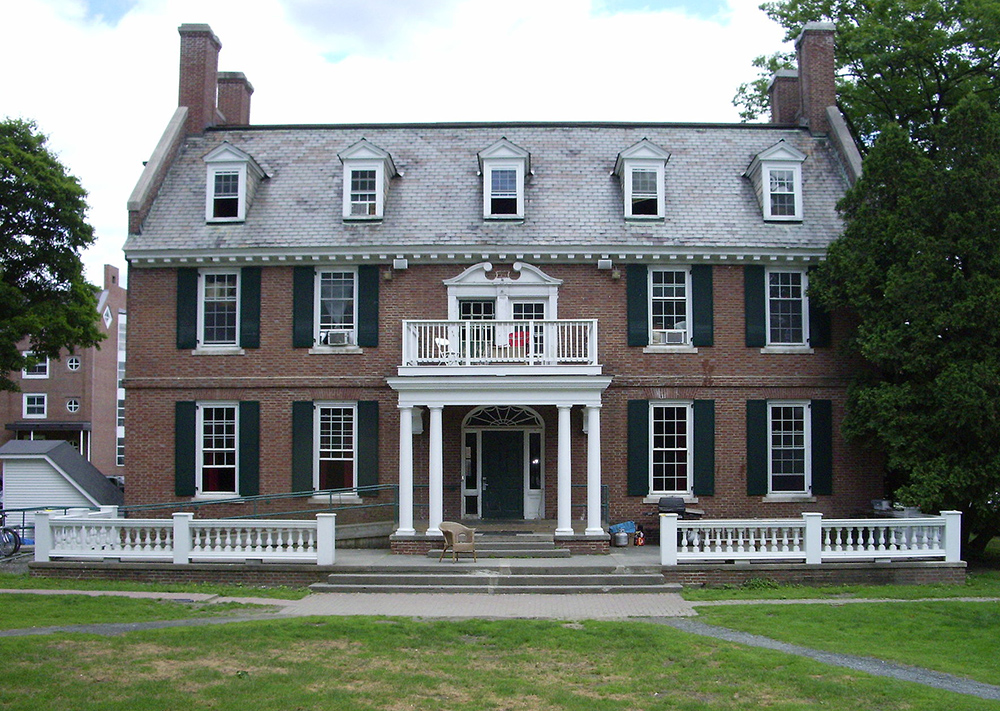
464 406 542 428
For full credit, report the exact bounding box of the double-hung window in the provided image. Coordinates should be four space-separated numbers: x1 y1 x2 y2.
203 143 263 223
176 401 259 498
651 402 692 495
478 139 530 220
21 352 49 379
200 271 240 347
316 404 355 490
615 139 670 220
650 269 690 345
349 169 378 216
768 168 797 218
23 393 46 419
767 269 808 346
745 141 805 221
630 168 659 216
339 139 396 220
489 168 519 216
211 170 241 219
317 270 356 346
197 403 238 495
769 401 809 494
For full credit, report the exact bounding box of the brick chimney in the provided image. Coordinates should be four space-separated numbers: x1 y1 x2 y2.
178 23 222 134
795 22 836 134
768 69 801 125
217 72 254 126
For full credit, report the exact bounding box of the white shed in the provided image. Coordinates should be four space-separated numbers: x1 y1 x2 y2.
0 441 124 534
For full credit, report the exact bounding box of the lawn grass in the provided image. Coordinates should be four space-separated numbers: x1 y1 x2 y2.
0 593 273 630
0 572 309 599
1 616 997 711
696 600 1000 686
681 568 1000 601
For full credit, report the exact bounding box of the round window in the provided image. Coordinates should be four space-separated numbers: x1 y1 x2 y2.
67 356 81 371
66 398 81 413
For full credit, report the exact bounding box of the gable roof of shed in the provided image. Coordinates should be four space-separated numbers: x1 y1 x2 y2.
0 440 125 507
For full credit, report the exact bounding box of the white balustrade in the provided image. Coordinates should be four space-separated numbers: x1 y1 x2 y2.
660 511 963 566
34 512 337 565
401 319 598 367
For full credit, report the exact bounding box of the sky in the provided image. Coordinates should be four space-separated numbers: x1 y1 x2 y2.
1 0 788 287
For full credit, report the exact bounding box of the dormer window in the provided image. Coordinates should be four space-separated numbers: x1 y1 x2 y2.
478 139 530 220
338 139 397 221
614 139 670 220
746 140 807 222
203 142 265 223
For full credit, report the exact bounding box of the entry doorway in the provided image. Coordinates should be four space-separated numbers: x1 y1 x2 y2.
461 406 544 520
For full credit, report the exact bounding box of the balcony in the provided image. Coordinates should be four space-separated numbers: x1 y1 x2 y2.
399 319 601 376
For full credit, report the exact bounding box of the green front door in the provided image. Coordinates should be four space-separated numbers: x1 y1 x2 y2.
481 430 524 519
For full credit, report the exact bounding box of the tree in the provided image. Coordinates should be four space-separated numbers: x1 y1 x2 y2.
0 118 104 391
810 96 1000 552
734 0 1000 150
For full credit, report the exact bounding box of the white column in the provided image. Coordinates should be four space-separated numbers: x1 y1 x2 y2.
316 513 337 566
396 405 416 535
555 405 573 535
172 512 193 565
660 513 678 566
427 405 444 536
585 405 604 536
803 512 823 565
942 510 962 563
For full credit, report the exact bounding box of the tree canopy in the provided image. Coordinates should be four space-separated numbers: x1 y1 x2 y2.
0 118 104 391
734 0 1000 150
810 96 1000 551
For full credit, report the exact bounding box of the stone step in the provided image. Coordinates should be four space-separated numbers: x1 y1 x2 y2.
315 572 666 588
309 583 679 594
473 540 559 550
428 548 571 559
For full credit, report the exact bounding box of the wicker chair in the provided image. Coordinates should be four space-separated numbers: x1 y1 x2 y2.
438 521 477 562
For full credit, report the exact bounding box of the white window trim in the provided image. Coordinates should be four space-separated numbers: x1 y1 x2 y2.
767 400 812 496
66 398 81 413
196 269 241 350
205 163 248 223
444 263 561 321
21 351 49 379
765 268 810 347
23 393 47 419
649 400 694 497
66 356 81 371
195 401 240 498
648 267 692 347
624 160 665 220
762 163 803 222
342 161 386 220
482 160 525 219
313 401 358 496
313 268 358 349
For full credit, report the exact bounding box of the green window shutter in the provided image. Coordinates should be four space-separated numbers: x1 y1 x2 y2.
807 268 831 347
626 265 649 347
292 266 315 349
174 401 196 497
357 266 379 347
746 400 768 496
239 401 260 496
356 400 379 495
627 400 650 496
744 265 766 348
811 399 833 495
176 268 199 350
291 401 314 492
240 267 261 349
690 265 714 347
692 400 715 496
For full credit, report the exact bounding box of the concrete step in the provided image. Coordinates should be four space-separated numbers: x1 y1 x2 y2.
309 583 679 594
314 573 666 587
428 548 572 559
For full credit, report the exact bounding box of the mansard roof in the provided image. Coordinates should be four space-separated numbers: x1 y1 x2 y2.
124 121 851 263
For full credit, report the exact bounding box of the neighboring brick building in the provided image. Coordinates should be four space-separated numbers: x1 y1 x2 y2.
123 23 869 552
1 265 127 487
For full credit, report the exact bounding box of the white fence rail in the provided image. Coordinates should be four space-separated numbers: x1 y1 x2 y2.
34 509 336 565
402 319 598 367
659 511 962 566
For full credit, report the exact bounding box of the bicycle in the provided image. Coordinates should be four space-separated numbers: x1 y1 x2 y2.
0 515 21 558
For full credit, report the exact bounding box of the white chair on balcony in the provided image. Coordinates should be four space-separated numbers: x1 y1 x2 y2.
434 337 461 365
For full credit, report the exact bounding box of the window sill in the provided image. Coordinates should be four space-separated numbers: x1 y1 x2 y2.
760 345 814 355
484 215 524 222
644 495 698 504
206 217 245 224
343 215 383 223
625 216 664 222
763 216 803 223
308 345 364 355
191 347 246 356
762 494 816 503
308 493 363 504
193 493 242 501
643 345 698 354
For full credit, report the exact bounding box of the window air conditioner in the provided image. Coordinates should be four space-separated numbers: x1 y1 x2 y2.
321 331 351 346
651 330 686 345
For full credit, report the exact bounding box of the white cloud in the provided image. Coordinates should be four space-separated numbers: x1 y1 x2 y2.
0 0 787 286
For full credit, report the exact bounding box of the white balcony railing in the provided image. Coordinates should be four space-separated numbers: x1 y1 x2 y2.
33 509 337 565
401 319 598 369
659 511 962 566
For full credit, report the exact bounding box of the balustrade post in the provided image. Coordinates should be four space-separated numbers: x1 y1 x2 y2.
317 513 337 565
660 513 679 566
33 511 52 563
942 511 962 562
172 513 194 564
803 512 823 564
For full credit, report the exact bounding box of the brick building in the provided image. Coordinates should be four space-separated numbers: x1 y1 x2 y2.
1 264 127 486
123 23 869 552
